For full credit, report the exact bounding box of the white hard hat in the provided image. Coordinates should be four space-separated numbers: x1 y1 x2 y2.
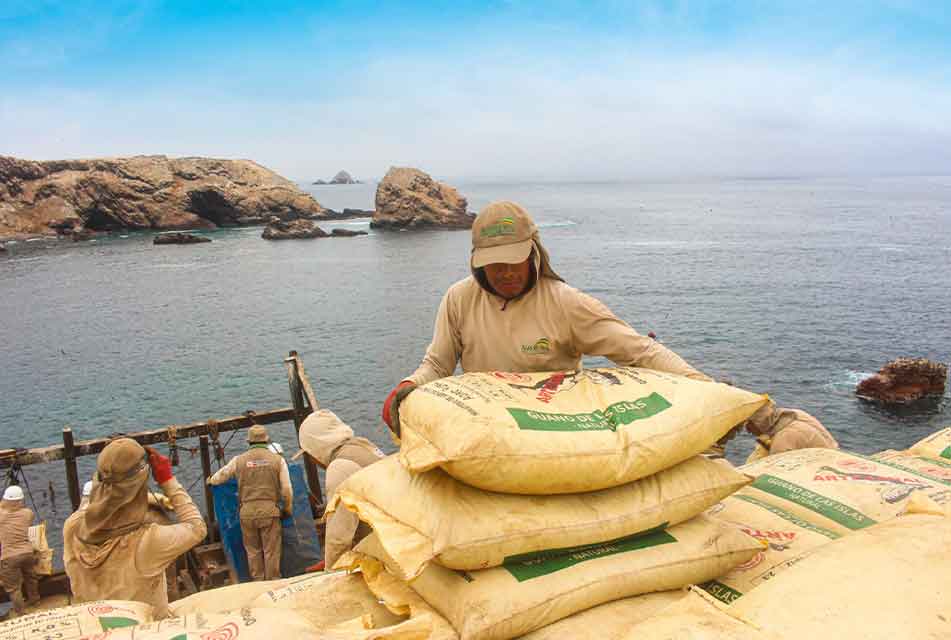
83 480 94 497
268 442 284 456
3 486 24 501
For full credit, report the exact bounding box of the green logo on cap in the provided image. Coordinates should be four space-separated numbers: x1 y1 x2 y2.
481 217 516 238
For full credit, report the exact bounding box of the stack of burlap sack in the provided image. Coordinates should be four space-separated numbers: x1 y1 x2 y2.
323 367 773 640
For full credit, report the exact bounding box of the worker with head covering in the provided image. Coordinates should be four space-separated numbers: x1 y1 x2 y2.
62 439 205 618
382 201 712 435
298 409 384 568
742 401 839 463
208 425 292 581
0 486 40 617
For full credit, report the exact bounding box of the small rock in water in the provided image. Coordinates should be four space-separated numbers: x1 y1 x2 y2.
153 232 212 245
261 216 328 240
330 228 368 237
856 357 947 404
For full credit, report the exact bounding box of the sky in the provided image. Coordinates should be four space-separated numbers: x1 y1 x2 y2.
2 0 951 181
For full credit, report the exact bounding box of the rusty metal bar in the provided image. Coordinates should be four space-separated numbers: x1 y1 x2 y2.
199 435 217 543
285 351 323 515
62 427 81 512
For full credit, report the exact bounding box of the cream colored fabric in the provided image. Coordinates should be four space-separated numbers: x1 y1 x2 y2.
325 459 366 569
400 367 766 494
520 591 686 640
342 517 762 640
406 267 709 387
242 516 282 580
0 601 154 639
700 492 842 603
908 426 951 461
745 404 838 455
79 439 150 545
327 454 750 579
86 608 316 639
621 590 777 640
729 514 951 640
0 501 34 560
63 478 206 618
736 448 951 535
249 571 405 631
300 409 356 466
168 578 292 616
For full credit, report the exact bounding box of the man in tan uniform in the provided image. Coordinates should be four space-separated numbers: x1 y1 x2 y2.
298 409 384 568
209 425 292 581
63 439 206 618
383 200 711 434
0 486 40 617
743 401 839 463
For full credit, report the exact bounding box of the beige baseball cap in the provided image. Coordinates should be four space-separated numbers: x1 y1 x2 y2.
247 425 270 444
471 201 537 268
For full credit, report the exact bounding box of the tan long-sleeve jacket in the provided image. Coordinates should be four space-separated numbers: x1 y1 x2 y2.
63 478 206 618
408 274 710 386
209 447 293 519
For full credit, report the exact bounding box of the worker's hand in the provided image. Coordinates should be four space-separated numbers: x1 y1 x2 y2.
382 381 417 437
145 447 174 484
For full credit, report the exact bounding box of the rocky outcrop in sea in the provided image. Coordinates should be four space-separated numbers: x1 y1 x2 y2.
856 357 948 404
0 155 330 240
313 170 359 185
330 228 368 237
154 232 212 245
261 217 328 240
370 167 474 231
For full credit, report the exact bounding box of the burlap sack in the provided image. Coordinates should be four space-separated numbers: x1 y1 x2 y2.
729 513 951 639
168 578 293 616
75 608 316 639
0 601 153 639
908 426 951 461
328 454 749 579
399 367 767 494
620 590 778 639
249 570 405 630
519 591 685 640
342 517 762 640
27 521 52 576
700 492 841 603
737 447 951 533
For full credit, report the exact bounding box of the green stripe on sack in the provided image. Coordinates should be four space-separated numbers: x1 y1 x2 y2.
507 393 671 432
749 475 876 530
732 494 841 540
503 524 675 582
941 446 951 460
699 580 744 604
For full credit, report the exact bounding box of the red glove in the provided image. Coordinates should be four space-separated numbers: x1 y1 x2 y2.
146 447 174 484
382 381 417 436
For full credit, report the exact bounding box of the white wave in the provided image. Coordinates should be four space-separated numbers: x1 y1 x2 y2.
877 246 907 252
537 220 576 228
824 369 875 392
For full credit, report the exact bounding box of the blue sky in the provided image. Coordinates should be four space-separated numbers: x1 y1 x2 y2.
2 1 950 180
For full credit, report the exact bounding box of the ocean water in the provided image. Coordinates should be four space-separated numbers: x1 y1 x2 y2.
1 177 950 557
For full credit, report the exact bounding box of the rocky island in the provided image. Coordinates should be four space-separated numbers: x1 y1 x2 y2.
856 358 948 404
0 155 338 240
370 167 474 231
312 170 359 185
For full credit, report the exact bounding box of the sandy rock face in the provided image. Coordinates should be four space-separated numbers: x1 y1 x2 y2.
371 167 474 230
856 357 948 404
0 155 328 239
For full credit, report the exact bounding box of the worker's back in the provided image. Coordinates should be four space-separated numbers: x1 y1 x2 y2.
235 447 282 519
0 503 34 560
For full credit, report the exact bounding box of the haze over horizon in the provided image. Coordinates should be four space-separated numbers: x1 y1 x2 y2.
3 1 950 182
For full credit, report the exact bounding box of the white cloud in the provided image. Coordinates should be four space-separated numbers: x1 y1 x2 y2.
2 48 950 182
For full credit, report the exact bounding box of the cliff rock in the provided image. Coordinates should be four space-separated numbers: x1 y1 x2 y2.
0 155 328 239
856 358 948 404
371 167 474 231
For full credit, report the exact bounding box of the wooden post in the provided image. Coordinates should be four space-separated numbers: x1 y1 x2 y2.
199 435 217 542
62 427 81 512
285 351 323 516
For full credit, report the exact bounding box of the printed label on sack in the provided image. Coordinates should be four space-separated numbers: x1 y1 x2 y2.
506 393 672 432
941 446 951 460
501 525 675 582
749 475 876 530
699 580 745 605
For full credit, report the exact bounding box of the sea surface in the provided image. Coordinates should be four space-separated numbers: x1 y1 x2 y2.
2 177 950 559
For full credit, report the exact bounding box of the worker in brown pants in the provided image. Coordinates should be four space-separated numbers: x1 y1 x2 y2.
0 486 40 617
209 425 293 580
